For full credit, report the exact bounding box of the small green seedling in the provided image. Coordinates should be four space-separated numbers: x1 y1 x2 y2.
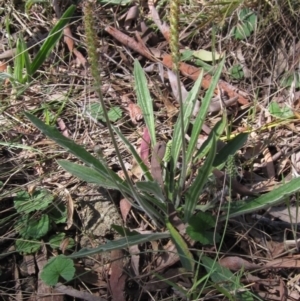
232 8 257 40
14 189 69 254
230 64 244 80
41 255 75 286
268 101 294 119
88 103 122 122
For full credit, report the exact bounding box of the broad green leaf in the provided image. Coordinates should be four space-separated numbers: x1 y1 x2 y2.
14 189 54 214
134 60 156 145
68 232 170 258
49 233 65 249
15 239 41 254
48 202 67 224
88 103 122 122
186 57 225 164
222 177 300 219
107 106 122 121
41 255 75 286
14 37 26 82
187 212 220 245
181 49 193 61
185 135 217 222
213 133 248 168
166 220 194 272
232 8 257 40
194 115 227 163
30 5 76 75
193 49 223 62
268 101 294 119
16 214 50 239
49 233 74 250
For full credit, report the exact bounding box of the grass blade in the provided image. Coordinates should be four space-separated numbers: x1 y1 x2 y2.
30 5 76 75
134 60 156 145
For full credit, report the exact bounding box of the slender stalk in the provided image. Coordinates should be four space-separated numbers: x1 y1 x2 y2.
169 0 187 195
83 2 138 204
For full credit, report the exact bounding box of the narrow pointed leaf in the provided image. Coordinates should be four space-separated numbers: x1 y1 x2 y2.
68 232 170 258
166 220 194 272
31 5 76 74
134 60 156 145
185 135 217 222
171 71 203 172
187 58 225 164
223 177 300 219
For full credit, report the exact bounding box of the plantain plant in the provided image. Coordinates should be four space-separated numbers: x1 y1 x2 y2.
25 1 300 296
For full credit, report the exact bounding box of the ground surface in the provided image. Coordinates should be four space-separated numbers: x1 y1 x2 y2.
1 0 300 300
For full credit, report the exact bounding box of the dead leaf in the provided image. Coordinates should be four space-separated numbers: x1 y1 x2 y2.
129 245 140 276
167 69 189 102
219 256 257 271
263 147 275 178
151 142 166 188
148 4 170 42
140 127 151 168
121 95 143 124
269 206 300 224
63 27 87 67
57 118 69 138
120 198 131 222
162 54 249 106
124 5 139 29
65 189 74 230
0 60 7 71
109 249 127 301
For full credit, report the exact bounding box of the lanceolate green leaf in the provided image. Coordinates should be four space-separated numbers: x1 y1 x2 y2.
185 135 217 222
166 220 194 272
134 60 156 145
186 57 225 165
58 160 125 190
30 5 76 75
171 71 203 173
194 114 227 163
68 232 170 258
222 177 300 219
213 132 248 168
25 112 111 177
